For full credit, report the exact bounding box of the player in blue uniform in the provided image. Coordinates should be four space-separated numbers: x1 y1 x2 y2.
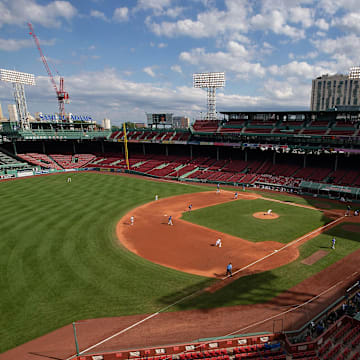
226 262 232 277
168 215 173 225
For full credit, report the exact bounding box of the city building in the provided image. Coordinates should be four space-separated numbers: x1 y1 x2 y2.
173 116 190 129
0 103 8 122
311 72 360 111
8 104 18 122
102 118 111 130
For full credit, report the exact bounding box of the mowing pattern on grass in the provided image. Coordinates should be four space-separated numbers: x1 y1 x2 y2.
0 175 356 354
177 222 360 310
182 199 330 243
0 173 211 353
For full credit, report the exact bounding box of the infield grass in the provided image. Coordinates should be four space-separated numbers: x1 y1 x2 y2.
182 199 330 243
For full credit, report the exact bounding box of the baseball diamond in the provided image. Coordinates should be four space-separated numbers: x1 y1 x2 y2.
1 171 360 360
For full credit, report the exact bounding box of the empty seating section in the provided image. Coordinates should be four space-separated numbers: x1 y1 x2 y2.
107 122 360 142
18 153 62 170
14 152 360 188
220 120 245 133
302 128 328 135
169 164 197 177
244 127 273 134
0 151 27 168
222 160 247 173
293 167 332 182
51 154 96 168
273 121 303 134
162 132 175 140
193 120 220 132
329 169 360 186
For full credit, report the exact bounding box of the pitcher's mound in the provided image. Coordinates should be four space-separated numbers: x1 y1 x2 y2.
253 212 279 219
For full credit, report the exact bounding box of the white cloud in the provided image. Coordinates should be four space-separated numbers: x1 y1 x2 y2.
143 66 156 77
158 42 167 48
312 34 360 71
135 0 171 14
0 38 34 51
317 0 360 15
0 0 77 28
148 0 250 38
180 41 266 79
171 65 182 74
0 37 55 51
316 18 329 31
165 7 184 18
251 10 305 40
268 61 332 79
332 12 360 34
289 7 314 28
90 10 108 22
113 7 129 22
263 78 310 105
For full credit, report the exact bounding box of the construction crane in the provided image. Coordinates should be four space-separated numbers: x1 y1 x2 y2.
28 22 69 116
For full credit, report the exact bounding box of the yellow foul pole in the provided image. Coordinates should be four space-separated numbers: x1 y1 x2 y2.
123 123 130 170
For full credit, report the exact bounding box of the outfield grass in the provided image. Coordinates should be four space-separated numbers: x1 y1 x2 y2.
182 199 330 243
0 173 212 352
0 173 356 353
176 222 360 310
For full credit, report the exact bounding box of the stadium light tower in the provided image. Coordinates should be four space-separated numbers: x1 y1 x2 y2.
193 72 225 120
0 69 35 129
349 66 360 79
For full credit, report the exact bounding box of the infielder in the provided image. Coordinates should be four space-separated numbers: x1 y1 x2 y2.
215 238 222 247
130 216 134 225
234 192 238 199
188 204 192 211
168 215 173 226
226 262 233 277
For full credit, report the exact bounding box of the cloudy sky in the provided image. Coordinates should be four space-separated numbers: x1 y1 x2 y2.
0 0 359 125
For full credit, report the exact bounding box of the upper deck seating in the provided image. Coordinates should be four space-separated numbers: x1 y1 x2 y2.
192 120 220 132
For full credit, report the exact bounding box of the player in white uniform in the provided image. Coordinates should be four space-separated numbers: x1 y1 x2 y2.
267 209 272 216
168 215 173 225
215 238 222 247
130 216 134 225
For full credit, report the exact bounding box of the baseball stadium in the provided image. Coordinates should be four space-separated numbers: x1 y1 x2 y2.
1 105 360 360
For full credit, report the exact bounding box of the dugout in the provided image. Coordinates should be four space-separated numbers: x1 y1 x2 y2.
300 181 360 201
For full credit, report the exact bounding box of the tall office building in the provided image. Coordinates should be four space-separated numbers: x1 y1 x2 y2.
311 73 360 111
8 104 18 122
173 116 190 129
0 103 5 121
